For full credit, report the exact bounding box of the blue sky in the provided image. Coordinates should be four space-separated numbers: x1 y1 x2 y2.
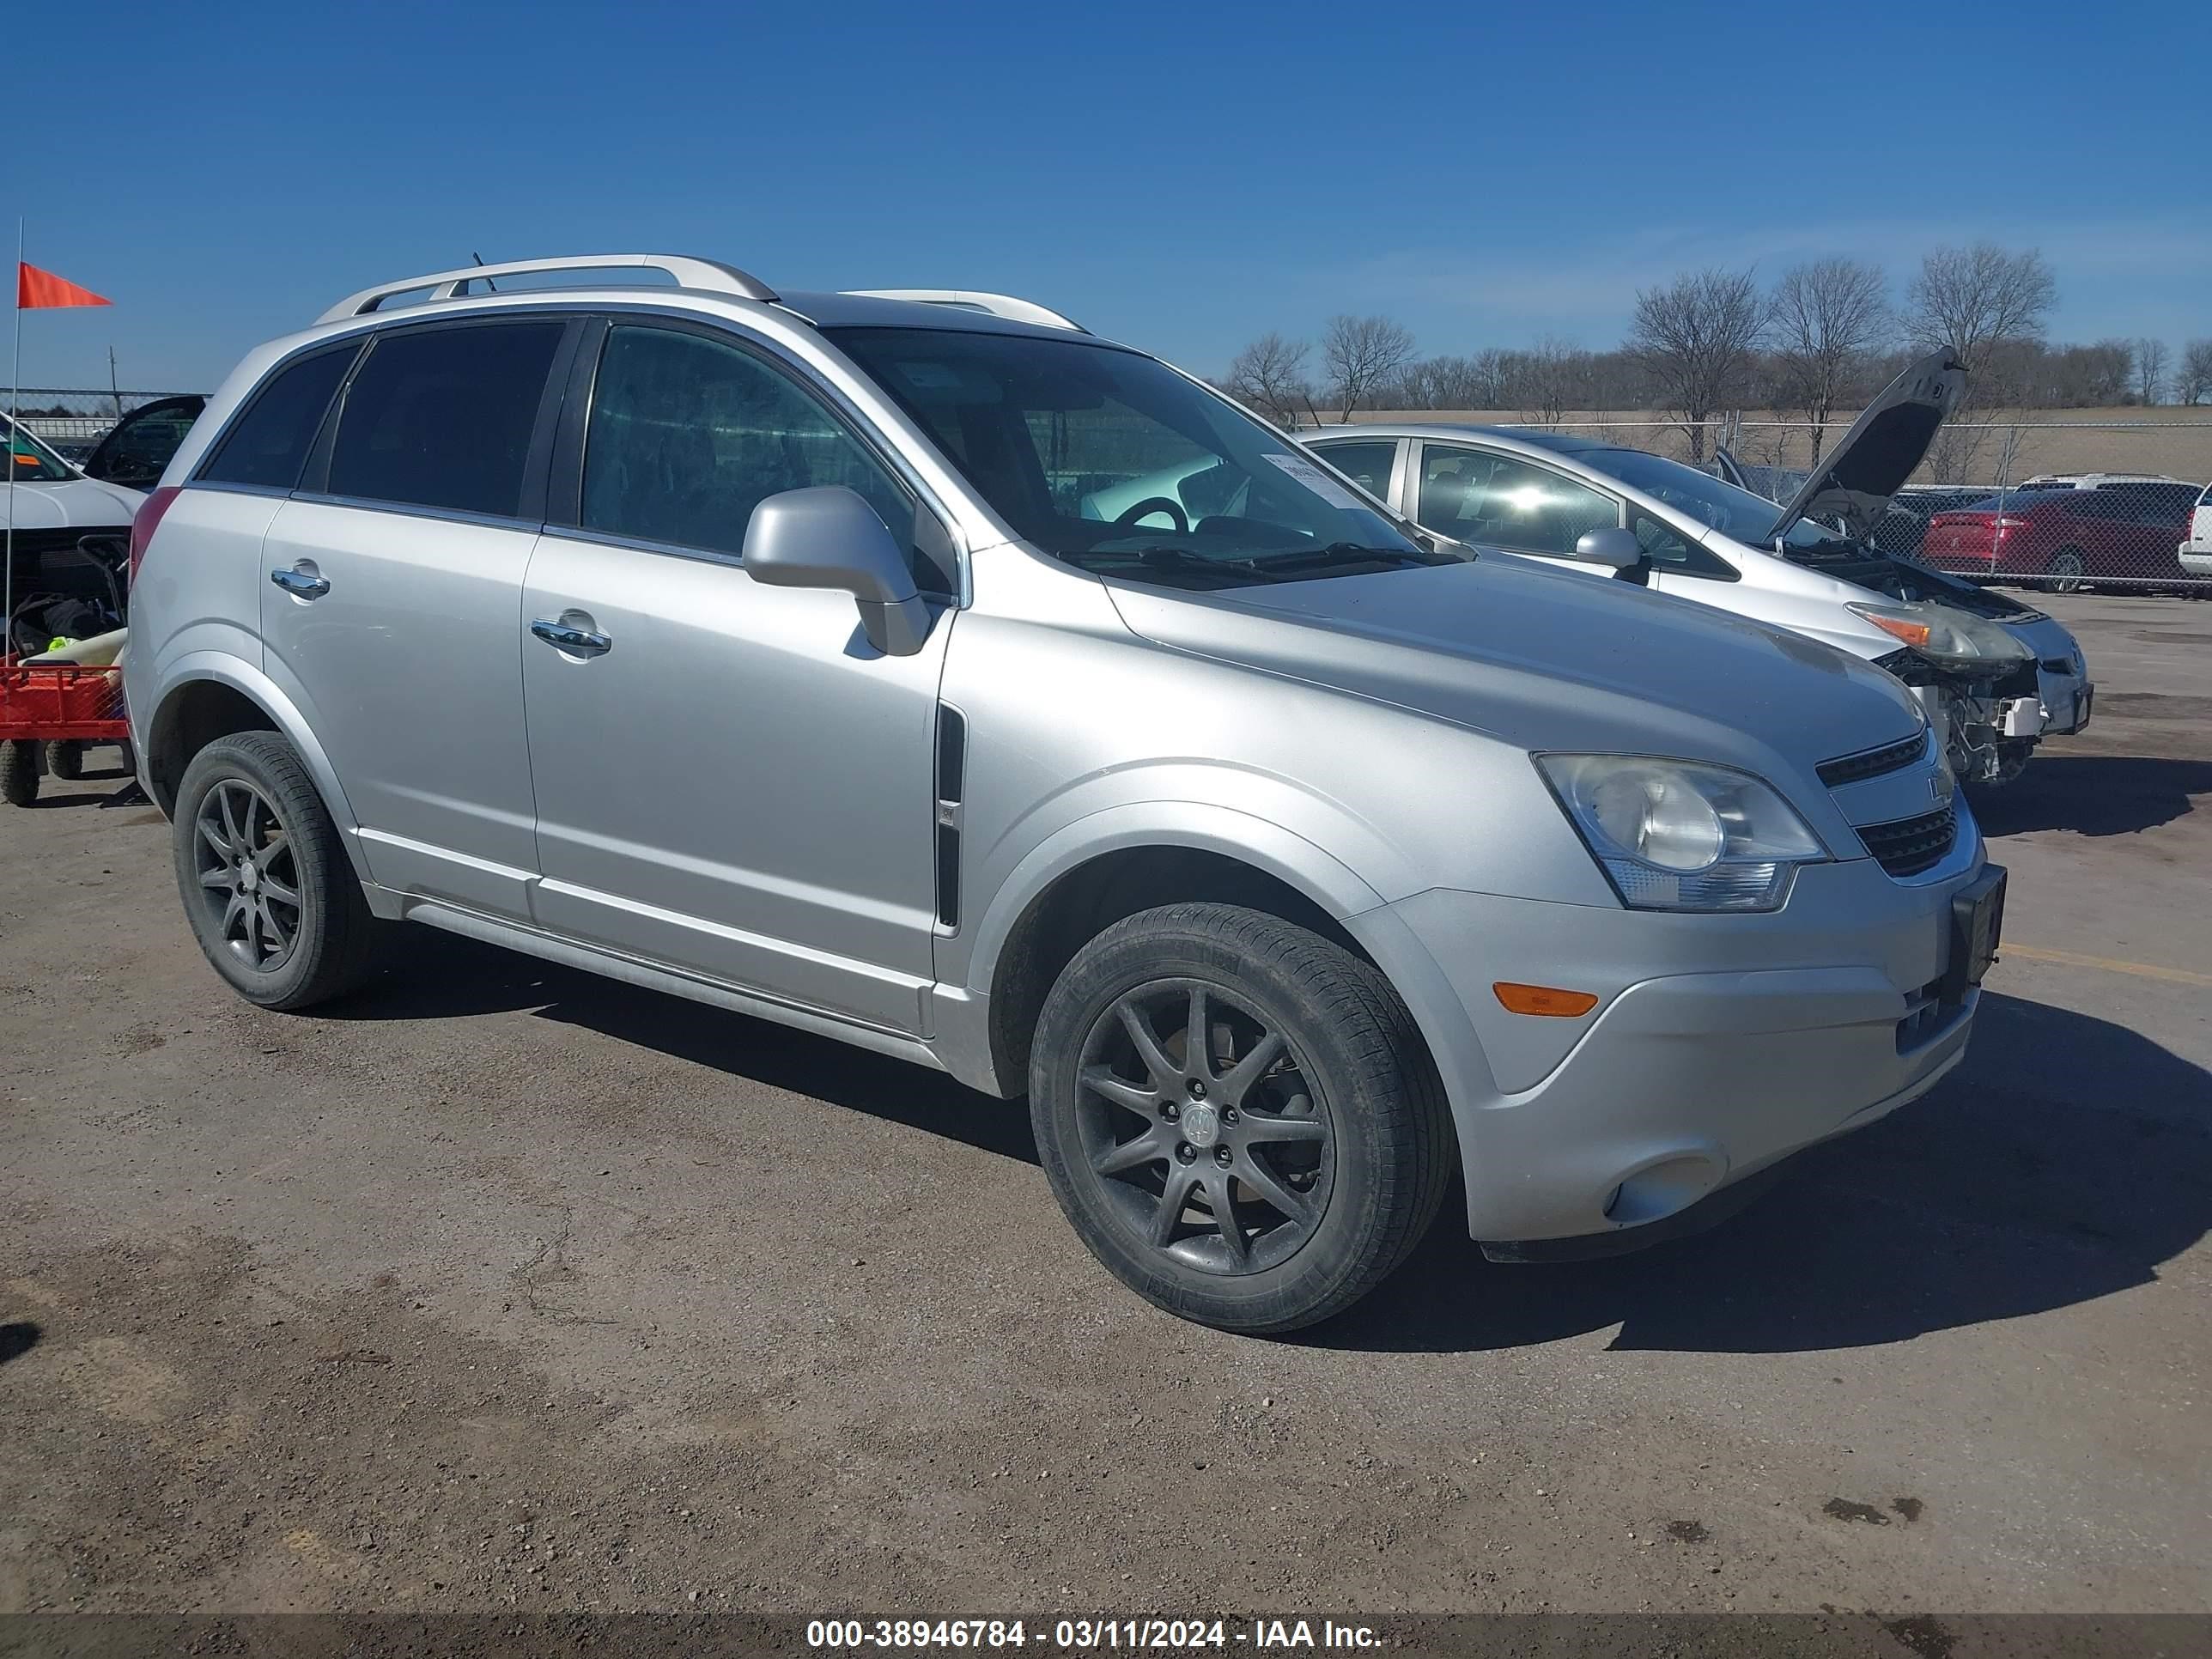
12 0 2210 392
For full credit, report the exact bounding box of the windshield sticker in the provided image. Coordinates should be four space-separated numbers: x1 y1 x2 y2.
1263 453 1366 511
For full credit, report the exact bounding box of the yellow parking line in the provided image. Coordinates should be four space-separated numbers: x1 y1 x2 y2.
2002 943 2212 989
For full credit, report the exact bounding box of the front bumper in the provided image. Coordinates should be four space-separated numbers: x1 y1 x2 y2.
1355 820 1992 1249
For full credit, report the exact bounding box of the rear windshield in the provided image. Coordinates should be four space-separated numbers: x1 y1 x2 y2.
826 326 1447 588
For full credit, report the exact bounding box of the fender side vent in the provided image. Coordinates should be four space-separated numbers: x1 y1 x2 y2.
934 705 967 927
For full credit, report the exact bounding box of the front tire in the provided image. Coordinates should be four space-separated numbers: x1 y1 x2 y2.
1030 903 1451 1334
171 732 385 1010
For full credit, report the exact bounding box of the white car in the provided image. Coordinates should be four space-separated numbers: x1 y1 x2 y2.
4 410 149 534
2182 481 2212 579
1297 354 2091 787
6 402 208 653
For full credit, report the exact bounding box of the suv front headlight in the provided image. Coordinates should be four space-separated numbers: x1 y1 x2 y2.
1537 755 1828 913
1847 601 2033 669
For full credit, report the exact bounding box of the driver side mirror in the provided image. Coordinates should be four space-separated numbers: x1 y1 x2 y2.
743 486 933 657
1571 526 1645 572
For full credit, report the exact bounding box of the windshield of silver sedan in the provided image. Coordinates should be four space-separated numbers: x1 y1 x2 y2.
1575 445 1841 555
828 326 1457 588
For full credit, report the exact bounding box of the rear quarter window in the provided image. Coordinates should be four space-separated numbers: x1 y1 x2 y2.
197 347 357 490
1308 441 1396 500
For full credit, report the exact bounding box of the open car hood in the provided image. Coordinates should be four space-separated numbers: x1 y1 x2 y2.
1765 350 1965 541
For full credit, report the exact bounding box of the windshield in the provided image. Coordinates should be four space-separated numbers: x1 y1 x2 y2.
3 413 75 483
1572 445 1844 555
827 327 1446 587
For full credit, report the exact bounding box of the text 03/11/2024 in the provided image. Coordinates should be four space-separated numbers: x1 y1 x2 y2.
804 1620 1386 1650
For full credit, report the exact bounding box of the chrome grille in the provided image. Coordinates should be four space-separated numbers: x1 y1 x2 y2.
1817 731 1928 789
1858 805 1957 878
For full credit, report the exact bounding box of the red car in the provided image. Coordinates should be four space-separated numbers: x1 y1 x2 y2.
1919 481 2202 592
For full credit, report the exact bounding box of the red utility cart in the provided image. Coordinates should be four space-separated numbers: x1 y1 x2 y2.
0 657 131 805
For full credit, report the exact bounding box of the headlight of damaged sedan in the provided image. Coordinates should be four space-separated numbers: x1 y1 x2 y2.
1846 601 2033 669
1538 756 1828 913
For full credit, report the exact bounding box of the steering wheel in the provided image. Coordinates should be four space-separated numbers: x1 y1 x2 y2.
1113 496 1190 535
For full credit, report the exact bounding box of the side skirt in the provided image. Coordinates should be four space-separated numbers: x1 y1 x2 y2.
392 892 950 1075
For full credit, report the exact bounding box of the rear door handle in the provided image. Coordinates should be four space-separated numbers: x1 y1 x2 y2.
270 564 330 600
531 617 612 657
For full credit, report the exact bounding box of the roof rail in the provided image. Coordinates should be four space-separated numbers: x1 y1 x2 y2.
841 289 1086 333
318 254 779 324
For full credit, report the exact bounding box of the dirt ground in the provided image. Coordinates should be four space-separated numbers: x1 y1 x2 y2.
1 593 2207 1632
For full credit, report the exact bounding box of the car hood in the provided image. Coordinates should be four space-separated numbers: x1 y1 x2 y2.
1770 540 2045 618
1767 350 1966 542
0 475 143 531
2002 611 2084 665
1103 552 1926 800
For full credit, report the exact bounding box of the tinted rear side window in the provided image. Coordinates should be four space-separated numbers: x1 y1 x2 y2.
199 348 356 490
326 321 565 517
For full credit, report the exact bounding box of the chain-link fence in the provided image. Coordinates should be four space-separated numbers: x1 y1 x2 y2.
7 388 202 461
1474 415 2212 592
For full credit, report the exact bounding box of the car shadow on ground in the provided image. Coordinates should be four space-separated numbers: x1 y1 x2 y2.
1314 991 2211 1354
327 931 1041 1166
332 939 2205 1357
1972 754 2212 837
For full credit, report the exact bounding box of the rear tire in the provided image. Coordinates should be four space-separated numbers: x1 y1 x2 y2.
172 732 386 1011
0 740 40 806
2043 548 2088 594
45 740 83 781
1029 902 1452 1334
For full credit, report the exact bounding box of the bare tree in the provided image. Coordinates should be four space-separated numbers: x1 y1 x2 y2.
1769 257 1888 463
1988 421 2030 490
1626 267 1766 462
1905 244 2056 483
1396 355 1475 410
2130 337 2169 405
1515 337 1591 428
1903 243 2057 372
1223 332 1311 426
2033 340 2134 406
1321 314 1416 420
2180 339 2212 407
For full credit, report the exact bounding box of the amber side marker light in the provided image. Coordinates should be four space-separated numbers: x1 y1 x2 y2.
1859 611 1935 648
1492 981 1601 1018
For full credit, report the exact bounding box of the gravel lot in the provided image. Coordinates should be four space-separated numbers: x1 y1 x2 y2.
2 592 2206 1626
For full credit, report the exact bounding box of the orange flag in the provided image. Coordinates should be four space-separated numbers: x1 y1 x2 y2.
16 263 111 309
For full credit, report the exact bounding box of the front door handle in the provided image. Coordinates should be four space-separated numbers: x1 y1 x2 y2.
270 564 330 600
531 617 612 657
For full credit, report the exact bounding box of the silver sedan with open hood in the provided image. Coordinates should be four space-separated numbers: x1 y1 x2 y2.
1306 353 2091 786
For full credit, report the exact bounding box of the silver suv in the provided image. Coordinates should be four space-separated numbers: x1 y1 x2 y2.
125 255 2003 1334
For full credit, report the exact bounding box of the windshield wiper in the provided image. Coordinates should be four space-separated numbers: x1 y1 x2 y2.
1060 545 1284 584
1250 542 1449 572
1062 541 1447 586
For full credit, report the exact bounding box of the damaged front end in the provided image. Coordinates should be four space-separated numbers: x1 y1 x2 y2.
1873 645 2045 787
